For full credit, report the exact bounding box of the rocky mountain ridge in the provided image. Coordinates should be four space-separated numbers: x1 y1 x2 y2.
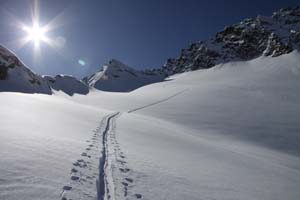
161 7 300 75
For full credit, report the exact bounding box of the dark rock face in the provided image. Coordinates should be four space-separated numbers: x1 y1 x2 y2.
0 45 51 94
0 45 43 85
162 7 300 75
0 45 21 80
0 65 8 80
44 75 89 96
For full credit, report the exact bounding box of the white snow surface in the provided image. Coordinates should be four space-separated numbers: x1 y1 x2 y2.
1 51 300 200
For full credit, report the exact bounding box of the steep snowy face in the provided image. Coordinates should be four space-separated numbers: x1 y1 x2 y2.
162 7 300 75
83 59 164 92
44 75 89 96
0 45 51 94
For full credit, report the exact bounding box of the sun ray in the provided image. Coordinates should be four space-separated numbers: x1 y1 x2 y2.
4 0 81 68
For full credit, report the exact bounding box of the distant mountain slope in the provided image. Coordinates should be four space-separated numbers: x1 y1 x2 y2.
0 45 51 94
162 7 300 75
0 44 164 94
83 59 164 92
44 75 89 96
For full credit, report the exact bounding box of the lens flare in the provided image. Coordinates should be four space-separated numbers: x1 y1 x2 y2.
78 59 86 66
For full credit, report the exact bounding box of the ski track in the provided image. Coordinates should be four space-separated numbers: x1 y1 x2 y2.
59 89 187 200
107 113 143 200
60 112 143 200
127 89 187 113
60 114 110 200
97 112 120 200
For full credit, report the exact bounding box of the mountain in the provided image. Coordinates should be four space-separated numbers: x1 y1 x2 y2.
162 7 300 75
0 44 163 95
1 7 300 94
83 59 164 92
0 45 51 94
44 75 89 96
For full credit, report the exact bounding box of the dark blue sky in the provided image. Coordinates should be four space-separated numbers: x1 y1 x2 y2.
0 0 299 78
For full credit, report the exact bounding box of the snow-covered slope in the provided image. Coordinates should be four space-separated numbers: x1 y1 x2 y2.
67 51 300 200
44 75 89 96
83 59 164 92
0 93 109 200
0 45 51 94
1 52 300 200
162 7 300 75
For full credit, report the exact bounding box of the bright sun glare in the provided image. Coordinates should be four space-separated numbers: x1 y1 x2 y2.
22 23 48 47
14 0 67 58
14 0 57 52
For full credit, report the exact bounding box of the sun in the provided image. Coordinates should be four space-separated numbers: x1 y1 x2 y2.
22 22 48 47
14 0 66 54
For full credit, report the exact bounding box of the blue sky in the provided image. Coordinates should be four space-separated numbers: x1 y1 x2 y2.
0 0 299 78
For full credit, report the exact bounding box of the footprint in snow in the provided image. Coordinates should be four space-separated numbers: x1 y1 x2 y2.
63 185 72 191
135 194 143 199
73 159 87 168
122 182 129 186
125 178 133 183
81 152 87 156
118 160 127 165
71 168 78 173
119 168 130 173
71 175 80 181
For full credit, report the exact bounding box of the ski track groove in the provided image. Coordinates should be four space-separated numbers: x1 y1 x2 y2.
60 113 118 200
97 112 120 200
127 89 187 113
60 112 143 200
60 88 188 199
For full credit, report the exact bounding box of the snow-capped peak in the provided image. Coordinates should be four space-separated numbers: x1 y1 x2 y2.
83 59 164 92
0 45 51 94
